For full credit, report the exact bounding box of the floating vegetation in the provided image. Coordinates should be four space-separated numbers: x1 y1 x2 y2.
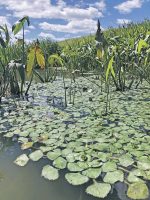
0 77 150 199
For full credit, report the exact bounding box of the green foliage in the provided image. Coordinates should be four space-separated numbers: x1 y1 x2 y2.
12 16 30 35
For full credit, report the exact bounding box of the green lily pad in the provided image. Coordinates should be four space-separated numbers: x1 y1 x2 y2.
127 182 149 199
29 150 43 161
65 173 89 185
86 181 111 198
47 151 61 160
103 170 124 184
137 160 150 170
119 154 134 167
41 165 59 180
67 163 83 172
14 154 29 166
53 157 67 169
21 142 33 150
82 168 101 179
127 172 145 183
102 161 117 172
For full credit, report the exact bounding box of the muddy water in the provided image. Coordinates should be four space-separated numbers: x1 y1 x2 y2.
0 137 124 200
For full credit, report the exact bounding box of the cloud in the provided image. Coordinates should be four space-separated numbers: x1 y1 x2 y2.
28 25 35 30
91 0 106 11
39 19 97 34
114 0 143 13
39 32 66 41
0 16 11 29
117 18 132 25
0 0 103 20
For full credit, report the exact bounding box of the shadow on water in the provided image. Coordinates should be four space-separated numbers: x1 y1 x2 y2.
0 137 127 200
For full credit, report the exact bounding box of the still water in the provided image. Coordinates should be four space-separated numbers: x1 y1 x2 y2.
0 137 130 200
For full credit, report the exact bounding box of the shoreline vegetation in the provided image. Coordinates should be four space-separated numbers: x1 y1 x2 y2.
0 17 150 199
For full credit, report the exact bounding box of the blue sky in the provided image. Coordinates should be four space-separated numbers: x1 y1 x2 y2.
0 0 150 42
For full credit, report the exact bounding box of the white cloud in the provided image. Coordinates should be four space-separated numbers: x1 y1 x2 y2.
117 18 132 25
92 0 106 11
0 16 11 29
114 0 143 13
39 32 66 41
28 25 35 30
39 19 97 34
0 0 103 20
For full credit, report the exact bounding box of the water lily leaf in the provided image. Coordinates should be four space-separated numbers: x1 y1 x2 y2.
4 131 14 138
127 172 145 183
86 181 111 198
29 150 43 161
103 170 124 184
61 148 72 157
53 157 67 169
40 146 54 152
119 154 134 167
82 168 101 179
102 161 117 172
137 160 150 170
65 173 89 185
127 182 149 200
47 151 61 160
21 142 33 150
14 154 29 166
67 163 83 172
41 165 59 181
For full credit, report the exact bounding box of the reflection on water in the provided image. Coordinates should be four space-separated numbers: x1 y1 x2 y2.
0 137 123 200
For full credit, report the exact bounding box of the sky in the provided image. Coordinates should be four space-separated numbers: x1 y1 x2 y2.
0 0 150 42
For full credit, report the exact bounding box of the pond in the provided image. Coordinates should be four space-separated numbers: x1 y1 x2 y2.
0 137 125 200
0 77 150 200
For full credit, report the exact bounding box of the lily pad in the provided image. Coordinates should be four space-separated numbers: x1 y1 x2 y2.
47 151 61 160
67 163 83 172
82 168 101 179
21 142 33 150
86 181 111 198
41 165 59 180
65 173 89 185
119 154 134 167
127 182 149 199
102 161 117 172
103 170 124 184
29 150 43 161
53 157 67 169
14 154 29 166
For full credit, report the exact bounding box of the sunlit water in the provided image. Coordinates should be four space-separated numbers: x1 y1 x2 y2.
0 137 129 200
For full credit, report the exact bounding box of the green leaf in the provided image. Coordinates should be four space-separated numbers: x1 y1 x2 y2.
127 172 145 183
35 46 45 69
137 39 148 54
86 181 111 198
29 150 43 161
82 168 101 179
26 47 35 77
102 161 117 172
137 160 150 170
21 142 33 150
65 173 89 185
103 170 124 184
14 154 29 166
53 157 67 169
48 54 63 68
106 56 115 81
119 154 134 167
47 151 61 160
41 165 59 181
12 16 30 35
67 163 83 172
127 182 149 199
